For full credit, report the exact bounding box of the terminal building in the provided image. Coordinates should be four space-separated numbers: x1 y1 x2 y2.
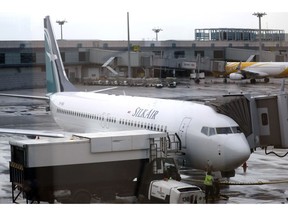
0 28 288 90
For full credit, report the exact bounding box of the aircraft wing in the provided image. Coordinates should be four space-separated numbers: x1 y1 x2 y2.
0 93 49 101
240 69 269 78
91 86 118 93
0 128 65 138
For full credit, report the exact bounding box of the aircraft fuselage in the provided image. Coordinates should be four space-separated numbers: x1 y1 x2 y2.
50 92 251 172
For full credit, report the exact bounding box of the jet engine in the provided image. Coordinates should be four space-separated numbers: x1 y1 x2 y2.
229 73 244 80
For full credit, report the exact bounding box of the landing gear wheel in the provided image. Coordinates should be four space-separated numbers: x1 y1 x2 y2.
250 78 256 84
264 77 270 83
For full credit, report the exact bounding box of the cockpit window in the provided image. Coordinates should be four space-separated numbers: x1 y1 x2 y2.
216 127 232 134
201 126 208 136
231 126 242 133
201 126 242 136
209 127 216 136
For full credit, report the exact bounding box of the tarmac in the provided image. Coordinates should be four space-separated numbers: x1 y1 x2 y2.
1 77 288 204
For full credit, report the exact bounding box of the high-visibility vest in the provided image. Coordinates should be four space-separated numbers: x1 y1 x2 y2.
204 174 213 186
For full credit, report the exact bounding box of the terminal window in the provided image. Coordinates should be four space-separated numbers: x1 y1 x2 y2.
20 53 36 64
0 53 5 64
79 52 86 62
152 51 163 57
214 50 224 59
195 51 204 57
174 51 185 59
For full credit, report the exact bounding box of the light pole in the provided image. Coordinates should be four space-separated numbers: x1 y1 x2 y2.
127 12 131 78
152 28 162 41
253 12 266 61
56 20 67 40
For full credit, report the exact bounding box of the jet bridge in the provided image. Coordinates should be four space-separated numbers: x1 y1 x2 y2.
102 56 118 75
206 91 288 151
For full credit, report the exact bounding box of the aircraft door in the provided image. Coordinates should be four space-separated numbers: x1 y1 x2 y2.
255 97 281 147
178 118 192 148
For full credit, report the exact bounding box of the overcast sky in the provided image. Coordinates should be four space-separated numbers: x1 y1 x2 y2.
0 0 287 41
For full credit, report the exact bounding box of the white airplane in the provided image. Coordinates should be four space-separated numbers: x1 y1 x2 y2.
225 61 288 84
0 16 251 177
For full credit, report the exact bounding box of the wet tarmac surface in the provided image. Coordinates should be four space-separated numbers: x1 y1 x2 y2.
1 77 288 204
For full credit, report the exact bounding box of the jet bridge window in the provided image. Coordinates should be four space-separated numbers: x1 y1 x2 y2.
261 113 269 126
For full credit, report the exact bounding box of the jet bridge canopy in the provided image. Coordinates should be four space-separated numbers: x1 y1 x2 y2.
206 95 252 138
206 93 288 150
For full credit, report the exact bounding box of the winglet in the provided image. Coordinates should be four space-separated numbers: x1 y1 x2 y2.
236 61 242 71
44 16 77 93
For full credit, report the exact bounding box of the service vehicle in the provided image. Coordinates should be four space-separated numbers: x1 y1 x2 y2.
147 179 205 203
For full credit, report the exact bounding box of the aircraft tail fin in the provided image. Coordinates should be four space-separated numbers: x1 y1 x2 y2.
44 16 77 93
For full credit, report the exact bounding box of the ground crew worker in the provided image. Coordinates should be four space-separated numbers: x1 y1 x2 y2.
213 177 220 198
204 171 214 203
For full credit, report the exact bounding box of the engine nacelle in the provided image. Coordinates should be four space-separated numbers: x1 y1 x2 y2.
229 73 244 80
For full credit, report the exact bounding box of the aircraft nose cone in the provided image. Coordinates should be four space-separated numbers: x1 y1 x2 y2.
223 135 251 171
